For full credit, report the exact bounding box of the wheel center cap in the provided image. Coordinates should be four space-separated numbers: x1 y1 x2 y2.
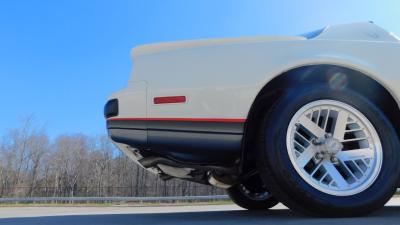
314 136 343 155
324 137 343 155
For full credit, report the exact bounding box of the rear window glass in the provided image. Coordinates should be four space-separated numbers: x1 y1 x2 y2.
300 28 325 39
389 32 400 41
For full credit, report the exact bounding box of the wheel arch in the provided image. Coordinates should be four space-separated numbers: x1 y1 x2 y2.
240 63 400 174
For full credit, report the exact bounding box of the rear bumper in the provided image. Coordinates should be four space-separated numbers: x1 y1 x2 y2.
106 118 244 166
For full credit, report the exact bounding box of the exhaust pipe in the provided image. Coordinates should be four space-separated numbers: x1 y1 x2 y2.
207 172 232 189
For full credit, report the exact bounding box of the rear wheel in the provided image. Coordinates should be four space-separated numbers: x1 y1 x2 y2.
227 175 279 210
256 84 400 217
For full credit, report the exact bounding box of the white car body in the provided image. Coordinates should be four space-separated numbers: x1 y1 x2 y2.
105 22 400 216
105 21 400 188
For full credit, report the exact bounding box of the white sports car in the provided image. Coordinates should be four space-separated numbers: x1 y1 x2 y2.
105 22 400 217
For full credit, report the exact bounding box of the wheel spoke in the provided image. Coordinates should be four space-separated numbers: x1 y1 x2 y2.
296 146 315 168
298 115 326 138
333 110 348 141
336 148 373 161
322 160 348 189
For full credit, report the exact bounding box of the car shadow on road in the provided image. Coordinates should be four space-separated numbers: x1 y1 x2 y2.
1 206 400 225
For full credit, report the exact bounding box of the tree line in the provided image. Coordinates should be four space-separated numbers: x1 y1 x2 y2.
0 118 223 198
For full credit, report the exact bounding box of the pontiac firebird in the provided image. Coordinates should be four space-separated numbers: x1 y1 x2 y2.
104 22 400 217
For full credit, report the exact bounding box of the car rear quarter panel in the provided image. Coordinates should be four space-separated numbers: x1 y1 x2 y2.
131 40 400 120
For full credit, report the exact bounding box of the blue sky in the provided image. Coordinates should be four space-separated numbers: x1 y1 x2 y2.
1 0 399 138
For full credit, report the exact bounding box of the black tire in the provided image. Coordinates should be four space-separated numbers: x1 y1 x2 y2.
256 84 400 217
227 174 279 210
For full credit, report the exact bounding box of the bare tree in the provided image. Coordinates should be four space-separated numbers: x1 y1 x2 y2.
26 133 49 196
52 134 88 197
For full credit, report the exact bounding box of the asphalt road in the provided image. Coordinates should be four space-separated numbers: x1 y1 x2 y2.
1 198 400 225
